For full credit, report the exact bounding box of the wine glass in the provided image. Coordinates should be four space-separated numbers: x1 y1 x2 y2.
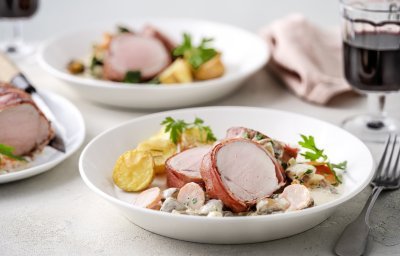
0 0 39 59
340 0 400 143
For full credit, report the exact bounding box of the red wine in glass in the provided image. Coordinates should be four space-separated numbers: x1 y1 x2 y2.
343 28 400 92
0 0 38 18
0 0 39 58
341 14 400 142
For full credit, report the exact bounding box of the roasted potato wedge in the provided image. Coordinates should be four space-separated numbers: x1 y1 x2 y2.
113 150 155 192
193 54 224 80
180 127 214 151
159 58 193 84
137 137 177 174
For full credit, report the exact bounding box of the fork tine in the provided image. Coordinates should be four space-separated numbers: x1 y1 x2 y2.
392 135 400 183
383 134 397 180
374 134 392 181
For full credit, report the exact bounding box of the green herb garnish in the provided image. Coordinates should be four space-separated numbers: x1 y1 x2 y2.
192 198 198 204
161 117 188 144
173 33 217 69
255 133 264 141
0 144 25 163
328 161 347 184
123 71 141 83
298 135 327 161
298 135 347 184
161 117 216 144
90 56 103 70
329 161 348 170
192 117 217 142
305 169 313 175
117 25 132 33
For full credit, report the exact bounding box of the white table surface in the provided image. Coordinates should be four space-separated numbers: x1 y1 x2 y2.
1 1 400 255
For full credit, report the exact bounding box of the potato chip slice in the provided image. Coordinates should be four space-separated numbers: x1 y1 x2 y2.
112 150 155 192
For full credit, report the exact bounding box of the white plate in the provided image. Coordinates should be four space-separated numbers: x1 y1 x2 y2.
79 107 373 244
0 91 85 183
38 18 269 109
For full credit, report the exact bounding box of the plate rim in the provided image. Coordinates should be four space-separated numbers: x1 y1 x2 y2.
0 90 86 183
37 17 269 90
79 106 374 222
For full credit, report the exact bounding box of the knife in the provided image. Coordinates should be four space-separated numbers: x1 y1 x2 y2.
0 52 66 153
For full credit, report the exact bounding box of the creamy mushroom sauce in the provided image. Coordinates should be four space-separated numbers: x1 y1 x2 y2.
0 156 30 175
159 185 342 217
310 187 342 206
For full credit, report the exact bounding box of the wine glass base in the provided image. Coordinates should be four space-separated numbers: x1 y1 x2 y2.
0 42 34 60
342 114 399 143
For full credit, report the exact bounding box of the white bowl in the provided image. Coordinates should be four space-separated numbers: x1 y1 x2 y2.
38 18 269 109
0 90 85 183
79 107 373 244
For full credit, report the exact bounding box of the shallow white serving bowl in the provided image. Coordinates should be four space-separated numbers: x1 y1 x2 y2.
38 18 269 109
79 107 373 244
0 90 85 184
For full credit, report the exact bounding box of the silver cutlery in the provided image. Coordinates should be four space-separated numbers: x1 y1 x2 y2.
334 134 400 256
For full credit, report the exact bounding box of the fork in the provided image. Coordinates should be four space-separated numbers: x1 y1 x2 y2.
334 134 400 256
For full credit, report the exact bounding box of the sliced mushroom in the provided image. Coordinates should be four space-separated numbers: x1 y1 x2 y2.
160 197 187 213
256 197 289 215
207 211 223 217
162 188 179 200
199 199 224 215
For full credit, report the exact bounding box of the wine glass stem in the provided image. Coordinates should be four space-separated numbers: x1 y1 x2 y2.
367 93 387 129
6 20 24 53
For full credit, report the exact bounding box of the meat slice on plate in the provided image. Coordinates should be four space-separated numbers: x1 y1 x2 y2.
140 24 177 53
226 127 299 164
165 146 211 188
201 138 286 213
103 33 171 81
0 83 54 156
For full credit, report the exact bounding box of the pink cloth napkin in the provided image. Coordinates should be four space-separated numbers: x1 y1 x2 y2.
259 14 352 105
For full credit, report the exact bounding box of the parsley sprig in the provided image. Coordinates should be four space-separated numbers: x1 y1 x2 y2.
173 33 217 69
0 144 25 163
161 117 217 144
298 135 327 161
123 71 141 83
298 135 347 184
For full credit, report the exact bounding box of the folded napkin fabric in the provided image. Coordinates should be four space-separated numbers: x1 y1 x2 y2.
259 14 352 105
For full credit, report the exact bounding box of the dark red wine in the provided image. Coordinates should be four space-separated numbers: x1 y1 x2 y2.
0 0 38 18
343 31 400 91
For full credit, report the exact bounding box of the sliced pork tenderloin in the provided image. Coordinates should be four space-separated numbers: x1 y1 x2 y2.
165 146 211 188
103 33 171 81
0 84 54 156
201 138 286 213
226 127 299 165
141 24 177 53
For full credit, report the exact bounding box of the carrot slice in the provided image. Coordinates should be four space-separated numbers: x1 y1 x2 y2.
313 164 336 184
